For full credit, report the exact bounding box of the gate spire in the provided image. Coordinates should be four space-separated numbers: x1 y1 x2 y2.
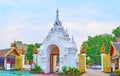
55 8 60 26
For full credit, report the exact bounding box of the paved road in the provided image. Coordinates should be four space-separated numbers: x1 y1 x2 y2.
35 74 57 76
81 68 110 76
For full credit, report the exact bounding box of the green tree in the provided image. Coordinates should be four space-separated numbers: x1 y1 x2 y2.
112 26 120 37
26 43 41 61
84 34 114 64
26 44 34 61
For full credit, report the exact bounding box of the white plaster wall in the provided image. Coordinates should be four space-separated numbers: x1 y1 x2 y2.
66 54 77 68
23 65 30 69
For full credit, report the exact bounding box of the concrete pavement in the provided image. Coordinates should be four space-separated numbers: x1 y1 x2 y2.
81 68 110 76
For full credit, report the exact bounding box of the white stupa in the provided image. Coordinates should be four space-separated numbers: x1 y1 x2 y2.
37 9 78 73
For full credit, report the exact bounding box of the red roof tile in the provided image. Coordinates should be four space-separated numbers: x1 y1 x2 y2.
0 48 11 57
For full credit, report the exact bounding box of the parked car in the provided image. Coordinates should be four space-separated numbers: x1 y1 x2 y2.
91 65 102 69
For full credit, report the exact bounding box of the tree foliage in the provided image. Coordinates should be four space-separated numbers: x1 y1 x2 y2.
26 44 34 61
85 34 114 64
84 26 120 64
26 43 41 61
34 64 42 73
10 41 41 61
112 26 120 37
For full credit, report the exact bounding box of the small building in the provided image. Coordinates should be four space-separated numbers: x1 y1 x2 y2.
0 41 30 70
110 41 120 71
0 47 21 70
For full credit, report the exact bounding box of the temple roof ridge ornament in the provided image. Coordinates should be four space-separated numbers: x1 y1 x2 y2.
13 39 17 48
71 36 75 43
33 44 38 54
65 28 69 37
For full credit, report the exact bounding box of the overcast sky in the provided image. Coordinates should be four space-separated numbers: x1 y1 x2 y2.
0 0 120 50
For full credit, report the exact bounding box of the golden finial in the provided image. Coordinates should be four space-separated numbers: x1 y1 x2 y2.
80 43 86 53
13 39 17 48
100 44 106 54
33 44 38 54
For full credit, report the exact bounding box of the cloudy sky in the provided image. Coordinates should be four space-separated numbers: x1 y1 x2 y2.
0 0 120 50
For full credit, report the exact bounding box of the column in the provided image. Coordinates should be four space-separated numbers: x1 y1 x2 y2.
101 53 105 71
33 54 37 64
21 54 25 68
4 58 7 69
119 58 120 69
82 53 86 72
112 62 115 71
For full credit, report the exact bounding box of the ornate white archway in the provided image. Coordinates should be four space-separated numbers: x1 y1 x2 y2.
46 44 59 73
43 42 64 73
37 10 78 73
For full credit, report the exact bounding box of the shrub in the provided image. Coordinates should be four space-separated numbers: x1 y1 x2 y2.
68 67 73 74
113 70 120 76
62 66 68 74
60 66 80 75
34 64 42 73
73 68 79 74
58 72 63 75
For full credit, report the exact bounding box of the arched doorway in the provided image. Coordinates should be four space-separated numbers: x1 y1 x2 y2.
47 44 59 73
